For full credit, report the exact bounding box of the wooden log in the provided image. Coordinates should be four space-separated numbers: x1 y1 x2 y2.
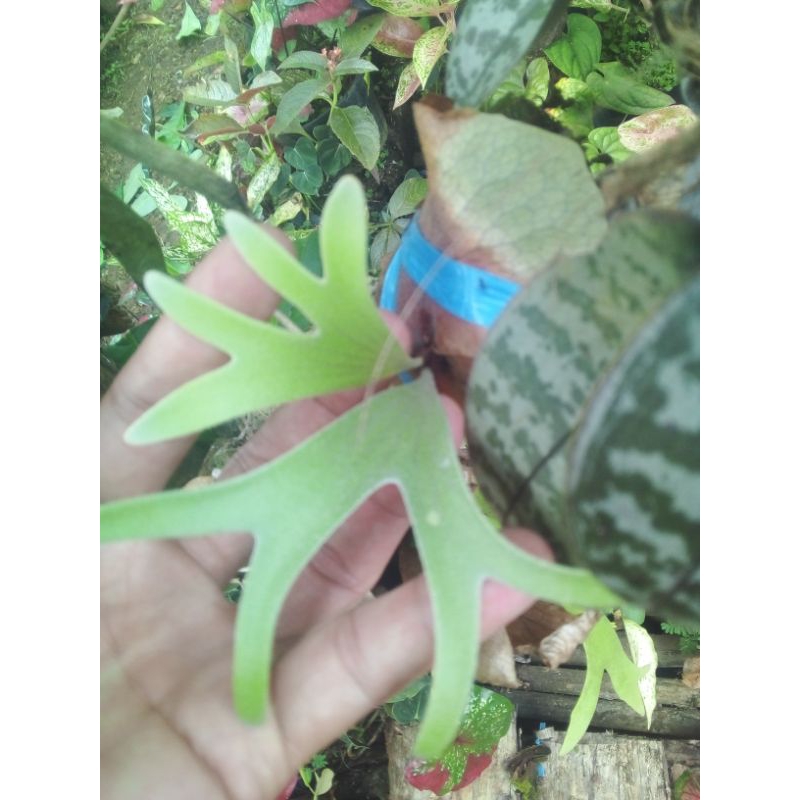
505 664 699 739
532 731 673 800
385 714 518 800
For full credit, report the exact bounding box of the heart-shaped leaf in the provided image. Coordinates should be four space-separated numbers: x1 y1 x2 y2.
545 13 602 80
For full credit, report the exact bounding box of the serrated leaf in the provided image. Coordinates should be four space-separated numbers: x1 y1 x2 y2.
412 25 449 89
545 13 601 80
176 1 201 39
334 57 379 76
446 0 566 107
393 61 422 109
466 212 699 618
366 0 444 17
329 105 380 169
246 152 281 209
561 615 645 755
272 77 330 135
587 62 674 115
372 14 423 57
341 11 386 57
278 50 329 72
388 176 427 219
100 184 166 289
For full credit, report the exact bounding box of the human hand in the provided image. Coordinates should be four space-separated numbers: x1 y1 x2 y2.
100 229 552 800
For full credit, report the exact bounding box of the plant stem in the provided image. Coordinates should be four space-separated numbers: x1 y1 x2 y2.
100 3 131 56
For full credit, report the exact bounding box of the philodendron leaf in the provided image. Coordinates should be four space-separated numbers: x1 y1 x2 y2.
103 370 621 760
466 211 699 619
545 13 602 80
100 115 247 212
125 177 418 444
413 104 607 278
100 185 167 289
446 0 568 108
560 615 645 755
412 24 450 89
329 105 381 170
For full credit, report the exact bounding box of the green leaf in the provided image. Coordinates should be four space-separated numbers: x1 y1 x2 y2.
183 79 239 107
314 768 334 795
341 12 386 57
466 212 699 619
100 185 167 289
585 126 633 164
329 105 381 169
334 57 379 77
561 616 645 754
272 77 330 136
586 62 674 115
246 152 281 209
270 192 304 226
525 56 550 105
545 13 601 80
393 61 422 109
617 104 698 153
387 176 428 219
278 50 329 73
369 226 401 272
250 7 275 71
315 127 353 175
366 0 445 17
622 619 658 728
224 36 243 94
176 1 201 40
123 177 418 443
412 25 449 89
446 0 567 107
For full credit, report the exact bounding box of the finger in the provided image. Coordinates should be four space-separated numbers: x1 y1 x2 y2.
101 228 292 502
270 529 553 776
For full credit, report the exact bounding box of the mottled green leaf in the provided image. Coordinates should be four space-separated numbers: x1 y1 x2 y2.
246 152 281 209
446 0 567 107
467 211 699 618
272 77 330 135
587 62 674 115
393 61 422 109
545 13 601 80
100 184 166 289
270 192 304 226
176 1 201 39
329 105 380 169
618 104 698 153
412 25 449 89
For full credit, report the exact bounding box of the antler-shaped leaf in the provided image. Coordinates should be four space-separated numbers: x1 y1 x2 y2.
126 176 420 444
102 371 621 760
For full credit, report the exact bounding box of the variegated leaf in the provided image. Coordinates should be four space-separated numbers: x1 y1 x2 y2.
393 61 422 109
413 25 450 89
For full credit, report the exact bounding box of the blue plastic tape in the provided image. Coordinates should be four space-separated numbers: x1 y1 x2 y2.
379 216 520 326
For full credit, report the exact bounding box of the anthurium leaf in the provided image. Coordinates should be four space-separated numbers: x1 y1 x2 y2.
412 24 449 89
467 211 699 618
103 369 621 760
446 0 568 107
393 61 422 109
617 104 698 153
100 115 247 212
566 279 700 621
545 13 601 80
124 177 418 444
315 127 352 175
366 0 444 17
622 618 658 728
100 185 167 289
388 176 427 219
413 104 607 278
246 152 281 209
561 615 645 755
177 1 201 40
406 684 513 794
329 105 380 169
373 14 423 57
341 11 386 57
587 62 674 115
272 77 330 135
278 50 329 73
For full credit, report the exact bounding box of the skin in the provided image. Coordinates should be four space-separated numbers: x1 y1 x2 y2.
100 227 552 800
